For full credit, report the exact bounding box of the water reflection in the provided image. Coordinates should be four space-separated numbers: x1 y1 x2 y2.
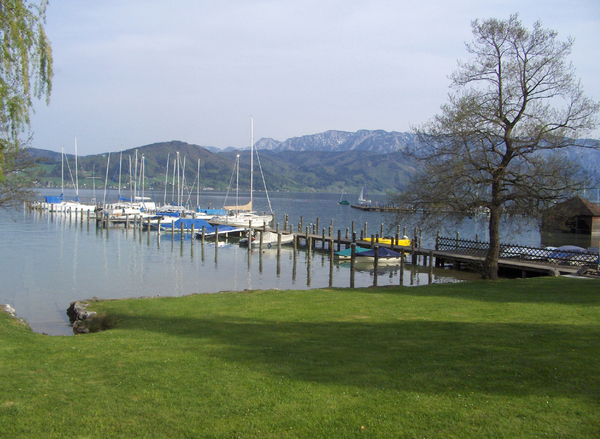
4 206 483 336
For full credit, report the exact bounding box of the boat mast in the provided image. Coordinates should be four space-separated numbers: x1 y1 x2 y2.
163 153 170 206
133 150 138 202
250 118 254 208
141 154 145 203
74 138 79 200
196 158 200 208
118 151 122 198
181 155 186 208
236 154 240 214
176 152 181 207
61 146 64 196
103 152 110 207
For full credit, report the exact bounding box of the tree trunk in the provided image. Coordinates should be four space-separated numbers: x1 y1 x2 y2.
483 204 502 279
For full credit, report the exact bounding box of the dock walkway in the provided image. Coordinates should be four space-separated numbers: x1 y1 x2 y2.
283 229 582 277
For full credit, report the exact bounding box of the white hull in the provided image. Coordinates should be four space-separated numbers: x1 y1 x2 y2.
211 213 273 228
241 231 294 247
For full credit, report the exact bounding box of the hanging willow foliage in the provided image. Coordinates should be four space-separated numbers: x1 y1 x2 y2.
0 0 52 205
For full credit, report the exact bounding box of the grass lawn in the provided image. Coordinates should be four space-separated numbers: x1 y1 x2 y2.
1 277 599 438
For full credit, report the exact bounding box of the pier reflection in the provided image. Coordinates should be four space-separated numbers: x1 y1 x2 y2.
5 208 481 335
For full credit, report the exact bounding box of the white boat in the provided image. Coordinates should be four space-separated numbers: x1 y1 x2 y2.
239 230 295 247
211 118 274 228
358 185 371 204
39 141 97 214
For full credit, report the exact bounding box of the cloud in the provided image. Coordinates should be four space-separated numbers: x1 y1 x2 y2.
30 0 600 155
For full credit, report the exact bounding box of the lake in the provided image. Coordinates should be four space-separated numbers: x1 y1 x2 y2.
1 190 540 336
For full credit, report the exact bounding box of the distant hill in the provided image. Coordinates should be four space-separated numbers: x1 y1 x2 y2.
28 129 600 194
30 134 418 193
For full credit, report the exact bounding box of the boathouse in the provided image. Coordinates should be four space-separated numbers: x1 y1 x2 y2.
541 196 600 246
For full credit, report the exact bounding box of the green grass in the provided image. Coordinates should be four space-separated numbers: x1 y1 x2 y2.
1 277 599 438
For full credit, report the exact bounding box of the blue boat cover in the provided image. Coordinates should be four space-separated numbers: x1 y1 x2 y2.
356 247 402 258
164 218 240 234
44 194 64 204
334 246 370 257
197 207 227 215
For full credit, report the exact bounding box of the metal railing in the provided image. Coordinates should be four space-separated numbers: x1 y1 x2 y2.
436 236 599 267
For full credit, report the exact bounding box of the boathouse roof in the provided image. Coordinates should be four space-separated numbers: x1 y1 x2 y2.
550 196 600 217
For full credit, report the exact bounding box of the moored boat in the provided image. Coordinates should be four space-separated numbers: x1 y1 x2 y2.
239 230 295 247
361 235 411 246
355 247 403 265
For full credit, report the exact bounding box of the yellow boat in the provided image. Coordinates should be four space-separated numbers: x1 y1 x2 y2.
361 236 411 246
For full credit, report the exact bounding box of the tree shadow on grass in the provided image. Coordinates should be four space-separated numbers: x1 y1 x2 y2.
372 277 600 305
104 310 600 402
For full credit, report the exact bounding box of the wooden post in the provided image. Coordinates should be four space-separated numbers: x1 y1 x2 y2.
380 223 384 239
191 224 195 244
428 250 434 284
373 245 379 287
201 225 206 243
350 243 356 288
329 239 334 288
364 222 368 238
214 227 219 261
316 217 320 233
337 229 341 252
180 220 184 241
400 251 405 285
370 234 375 249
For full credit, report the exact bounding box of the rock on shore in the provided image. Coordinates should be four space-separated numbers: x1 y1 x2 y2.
66 301 97 334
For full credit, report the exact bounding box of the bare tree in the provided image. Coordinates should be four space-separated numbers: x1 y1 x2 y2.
390 14 599 279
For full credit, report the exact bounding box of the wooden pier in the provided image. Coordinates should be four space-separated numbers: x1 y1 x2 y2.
29 203 589 279
287 229 581 277
350 203 404 212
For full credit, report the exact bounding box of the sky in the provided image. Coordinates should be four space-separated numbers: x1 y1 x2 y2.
30 0 600 156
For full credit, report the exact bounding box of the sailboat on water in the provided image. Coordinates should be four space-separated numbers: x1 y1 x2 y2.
211 118 274 228
357 185 371 204
46 139 96 214
338 191 350 205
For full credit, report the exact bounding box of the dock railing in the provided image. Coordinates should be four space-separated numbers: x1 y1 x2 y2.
436 235 599 267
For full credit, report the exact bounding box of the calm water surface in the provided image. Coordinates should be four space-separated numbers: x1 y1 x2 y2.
1 191 539 335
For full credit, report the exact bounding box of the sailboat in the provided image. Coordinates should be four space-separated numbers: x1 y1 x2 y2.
357 185 371 204
338 191 350 205
60 139 96 214
211 118 274 228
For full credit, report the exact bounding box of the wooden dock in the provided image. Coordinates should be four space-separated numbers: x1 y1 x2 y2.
350 203 404 212
285 229 581 278
30 203 586 279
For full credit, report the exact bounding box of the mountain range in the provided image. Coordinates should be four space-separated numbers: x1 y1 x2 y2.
30 129 599 194
31 130 419 193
